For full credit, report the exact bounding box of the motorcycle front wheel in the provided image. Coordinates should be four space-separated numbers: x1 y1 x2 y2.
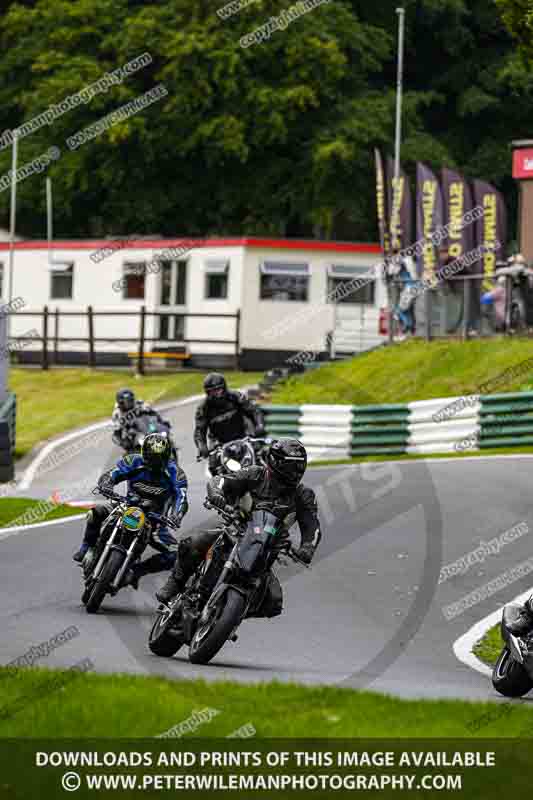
188 588 245 665
492 647 533 697
149 600 185 657
85 550 124 614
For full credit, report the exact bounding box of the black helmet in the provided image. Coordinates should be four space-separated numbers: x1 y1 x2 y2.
267 439 307 487
204 372 227 399
142 432 171 472
116 388 135 413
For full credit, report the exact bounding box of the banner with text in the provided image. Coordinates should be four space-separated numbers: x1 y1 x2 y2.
473 179 507 288
416 162 444 279
387 157 413 252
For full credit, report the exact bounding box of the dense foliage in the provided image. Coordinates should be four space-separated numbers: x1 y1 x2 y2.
0 0 530 241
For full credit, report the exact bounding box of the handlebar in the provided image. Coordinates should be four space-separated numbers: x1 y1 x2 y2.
203 499 244 527
93 487 180 529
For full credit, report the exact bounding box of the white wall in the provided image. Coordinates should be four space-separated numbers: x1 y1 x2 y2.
183 246 244 356
0 241 385 357
239 247 384 353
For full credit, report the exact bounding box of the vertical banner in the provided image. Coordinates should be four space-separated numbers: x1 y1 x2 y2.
374 148 389 256
387 157 413 251
473 180 507 289
415 162 443 279
441 168 474 266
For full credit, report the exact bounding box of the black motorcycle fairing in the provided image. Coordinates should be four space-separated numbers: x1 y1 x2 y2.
235 510 281 575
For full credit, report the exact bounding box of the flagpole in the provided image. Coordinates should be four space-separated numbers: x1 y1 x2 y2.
392 6 405 250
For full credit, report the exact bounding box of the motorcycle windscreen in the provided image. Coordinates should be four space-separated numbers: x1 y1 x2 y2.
236 510 280 574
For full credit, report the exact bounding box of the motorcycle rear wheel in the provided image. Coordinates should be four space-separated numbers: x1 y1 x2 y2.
189 588 245 665
85 550 124 614
492 647 533 697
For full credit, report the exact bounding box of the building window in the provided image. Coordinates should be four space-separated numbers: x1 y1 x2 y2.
205 259 229 299
50 263 74 300
175 260 187 305
260 262 310 302
122 262 145 299
159 314 185 341
327 264 375 305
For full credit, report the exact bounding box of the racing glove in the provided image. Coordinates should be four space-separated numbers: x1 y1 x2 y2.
296 542 316 565
168 512 183 529
209 493 227 511
98 474 115 495
198 443 209 459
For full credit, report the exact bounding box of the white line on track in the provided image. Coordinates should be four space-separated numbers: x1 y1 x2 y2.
310 454 533 471
0 513 86 542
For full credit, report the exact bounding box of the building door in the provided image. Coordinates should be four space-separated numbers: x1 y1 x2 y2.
328 265 381 354
158 260 187 341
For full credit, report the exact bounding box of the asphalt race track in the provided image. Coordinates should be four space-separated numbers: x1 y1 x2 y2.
2 397 532 700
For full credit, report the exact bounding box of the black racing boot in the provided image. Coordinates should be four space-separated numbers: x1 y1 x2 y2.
155 570 185 604
73 543 90 563
122 568 140 590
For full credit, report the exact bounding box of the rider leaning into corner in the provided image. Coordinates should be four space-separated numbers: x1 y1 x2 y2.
194 373 266 472
112 387 170 449
156 438 321 604
73 433 188 589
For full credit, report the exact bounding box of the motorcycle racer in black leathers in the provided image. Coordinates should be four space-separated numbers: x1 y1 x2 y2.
156 439 321 604
73 433 188 588
194 373 265 471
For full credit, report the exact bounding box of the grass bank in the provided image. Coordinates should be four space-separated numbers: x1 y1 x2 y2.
0 497 86 528
271 339 533 406
1 667 533 738
10 369 262 458
473 625 504 667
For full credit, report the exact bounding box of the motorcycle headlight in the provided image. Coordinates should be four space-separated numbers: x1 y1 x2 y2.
121 506 146 532
226 458 241 472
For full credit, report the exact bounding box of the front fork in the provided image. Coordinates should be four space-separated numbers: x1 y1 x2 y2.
91 521 120 580
111 537 140 591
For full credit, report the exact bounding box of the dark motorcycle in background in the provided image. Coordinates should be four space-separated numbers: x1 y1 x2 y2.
149 501 308 664
81 488 178 614
492 601 533 697
115 412 178 462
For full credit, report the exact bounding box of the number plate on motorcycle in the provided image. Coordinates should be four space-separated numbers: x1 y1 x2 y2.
122 507 146 531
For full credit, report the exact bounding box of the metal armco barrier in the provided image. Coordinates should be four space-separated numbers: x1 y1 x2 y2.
262 391 533 460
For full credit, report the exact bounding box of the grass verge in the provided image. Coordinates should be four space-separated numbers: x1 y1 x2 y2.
271 338 533 405
1 667 533 738
10 369 262 458
473 625 504 668
0 498 87 528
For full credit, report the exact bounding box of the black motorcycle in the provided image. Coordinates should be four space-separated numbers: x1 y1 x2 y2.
81 489 178 614
203 436 269 477
149 501 308 664
492 602 533 697
115 412 178 462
